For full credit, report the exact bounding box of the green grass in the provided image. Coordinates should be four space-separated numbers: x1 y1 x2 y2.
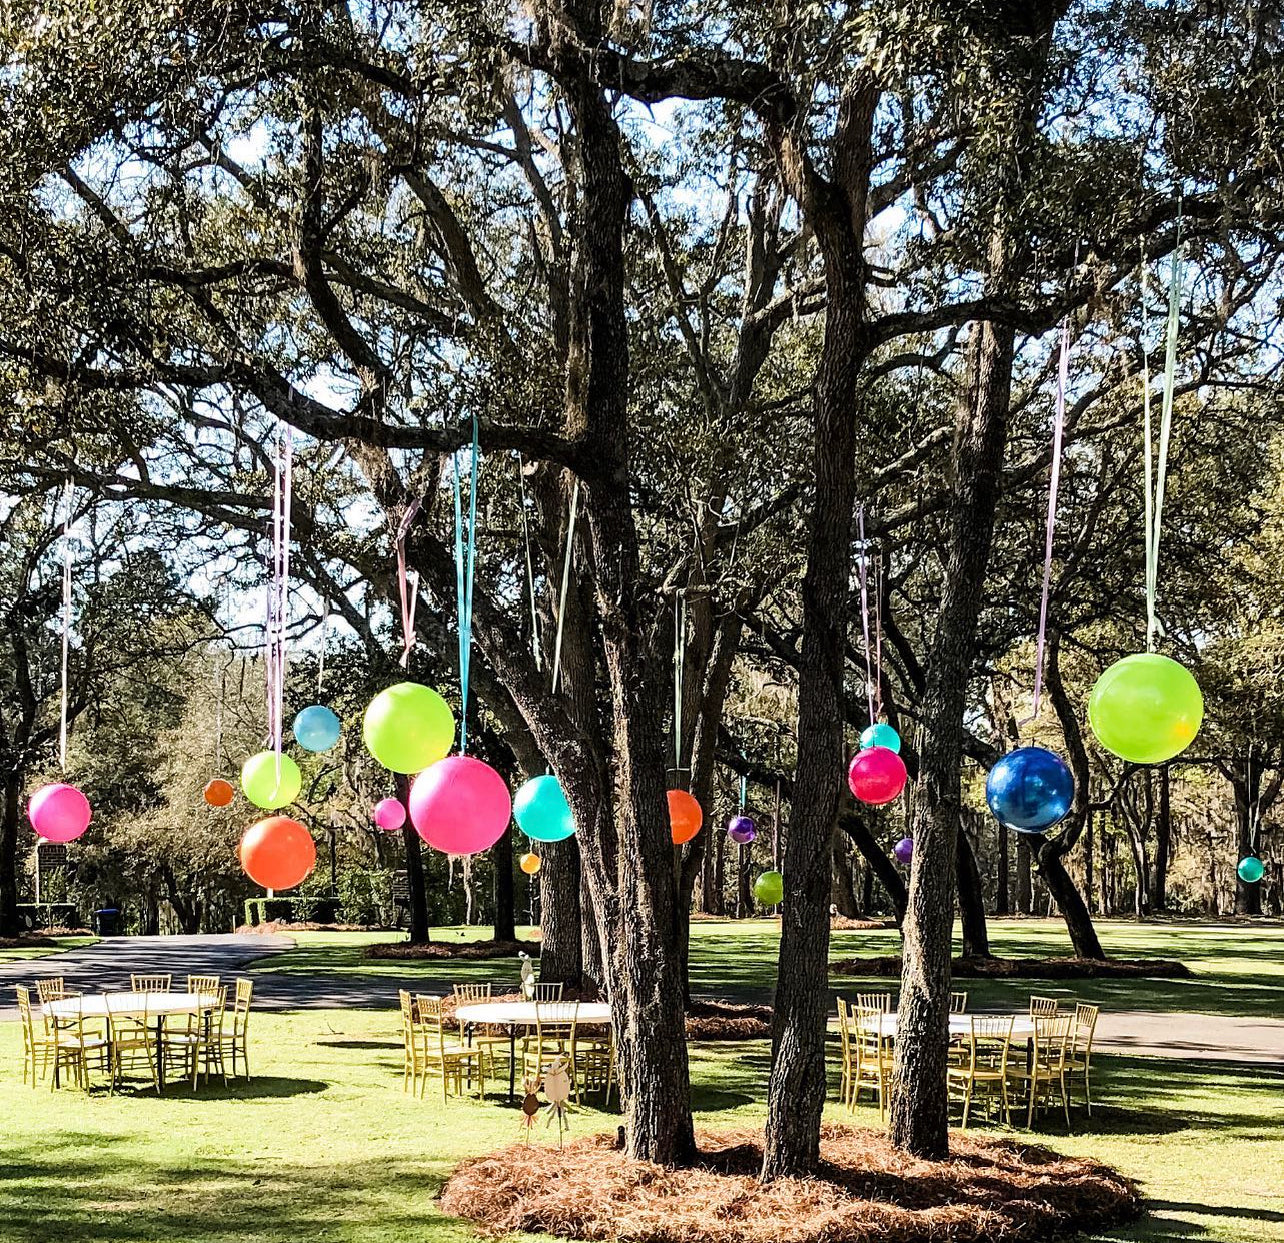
0 936 97 963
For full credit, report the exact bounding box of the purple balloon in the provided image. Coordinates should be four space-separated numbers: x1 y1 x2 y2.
893 836 914 865
727 814 756 844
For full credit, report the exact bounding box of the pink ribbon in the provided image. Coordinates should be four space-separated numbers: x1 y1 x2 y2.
266 426 292 762
396 499 421 669
856 504 875 727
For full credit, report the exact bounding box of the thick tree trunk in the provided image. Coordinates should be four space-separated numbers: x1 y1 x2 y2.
493 826 516 942
838 810 907 922
956 827 991 957
1015 835 1033 913
1151 765 1170 912
579 866 605 993
539 835 583 985
1035 837 1105 957
831 831 861 918
995 819 1010 915
0 775 19 938
397 775 430 945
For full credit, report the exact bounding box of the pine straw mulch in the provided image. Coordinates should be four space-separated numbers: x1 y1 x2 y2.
439 1124 1142 1243
830 916 898 931
0 930 91 948
364 937 540 962
833 954 1191 980
685 1000 772 1041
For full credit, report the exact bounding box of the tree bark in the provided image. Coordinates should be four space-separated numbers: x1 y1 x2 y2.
995 818 1010 915
397 774 430 945
1151 764 1170 912
831 830 861 919
540 834 583 986
493 825 516 942
956 827 991 957
0 775 19 938
1015 834 1033 913
1034 836 1105 957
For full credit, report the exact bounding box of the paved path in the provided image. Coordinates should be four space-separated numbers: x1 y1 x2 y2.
2 935 1282 1067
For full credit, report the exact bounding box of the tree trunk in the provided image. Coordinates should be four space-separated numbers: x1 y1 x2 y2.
737 841 753 918
493 825 516 942
1233 768 1262 916
1084 809 1095 913
397 774 430 945
995 818 1010 915
831 830 861 918
1151 764 1170 912
579 865 605 994
956 827 991 957
1035 837 1105 957
0 774 19 938
838 811 907 922
1015 834 1033 913
540 834 583 985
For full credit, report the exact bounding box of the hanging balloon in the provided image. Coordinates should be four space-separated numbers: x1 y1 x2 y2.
520 851 542 876
240 751 302 810
893 836 914 865
362 682 456 774
512 775 576 842
985 747 1075 834
860 723 902 754
1238 856 1265 885
372 797 406 832
1088 653 1203 765
754 870 784 906
409 755 512 855
203 779 235 809
668 790 703 845
727 814 756 845
28 783 92 843
293 705 341 753
847 747 908 806
239 816 316 890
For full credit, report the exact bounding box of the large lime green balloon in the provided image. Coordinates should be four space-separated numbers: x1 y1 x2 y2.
363 682 456 774
1088 653 1203 765
240 751 302 810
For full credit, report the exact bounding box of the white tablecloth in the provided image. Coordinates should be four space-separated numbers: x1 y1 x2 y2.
455 1000 612 1026
870 1013 1039 1040
44 991 219 1019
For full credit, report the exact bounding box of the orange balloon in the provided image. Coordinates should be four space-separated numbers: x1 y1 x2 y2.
668 789 703 845
203 779 235 808
520 851 542 875
239 816 316 891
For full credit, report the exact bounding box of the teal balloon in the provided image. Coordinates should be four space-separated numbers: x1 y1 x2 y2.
754 870 784 906
293 705 341 752
512 775 576 842
860 723 901 754
1238 856 1265 884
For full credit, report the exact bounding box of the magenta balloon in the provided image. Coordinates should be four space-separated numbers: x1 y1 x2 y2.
372 797 406 831
28 783 92 843
409 755 513 856
847 747 908 807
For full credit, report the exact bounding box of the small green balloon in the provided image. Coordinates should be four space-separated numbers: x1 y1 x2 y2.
1238 856 1265 884
1088 653 1203 766
754 870 784 906
363 682 455 774
240 751 302 811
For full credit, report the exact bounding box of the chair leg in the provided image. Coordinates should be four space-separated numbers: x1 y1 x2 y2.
961 1080 973 1129
1026 1077 1037 1128
1059 1073 1070 1128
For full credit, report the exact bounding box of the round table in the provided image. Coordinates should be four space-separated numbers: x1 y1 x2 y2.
455 1000 613 1100
44 992 221 1089
873 1013 1039 1040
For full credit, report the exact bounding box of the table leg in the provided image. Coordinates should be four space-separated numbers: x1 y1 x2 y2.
156 1017 166 1091
508 1026 516 1103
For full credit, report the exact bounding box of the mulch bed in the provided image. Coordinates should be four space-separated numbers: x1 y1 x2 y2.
686 1000 772 1041
0 933 83 949
439 1124 1142 1243
831 916 898 931
364 938 540 962
832 954 1191 980
235 921 380 934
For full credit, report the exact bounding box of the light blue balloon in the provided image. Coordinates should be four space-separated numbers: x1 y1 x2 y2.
860 722 901 754
293 705 341 753
513 775 576 842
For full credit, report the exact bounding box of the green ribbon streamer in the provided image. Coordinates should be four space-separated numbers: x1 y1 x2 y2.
739 775 747 814
550 479 579 696
451 417 480 752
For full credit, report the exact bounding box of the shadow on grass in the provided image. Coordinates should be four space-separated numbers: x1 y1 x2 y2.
316 1039 403 1051
106 1076 330 1102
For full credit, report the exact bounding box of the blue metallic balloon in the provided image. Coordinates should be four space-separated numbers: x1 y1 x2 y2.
292 705 341 753
985 746 1074 834
860 722 902 754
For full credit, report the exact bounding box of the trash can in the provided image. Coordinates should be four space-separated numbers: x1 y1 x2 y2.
93 908 119 936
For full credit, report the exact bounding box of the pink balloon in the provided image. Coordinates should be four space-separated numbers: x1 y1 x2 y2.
847 747 908 806
28 783 92 843
373 797 406 831
408 755 512 856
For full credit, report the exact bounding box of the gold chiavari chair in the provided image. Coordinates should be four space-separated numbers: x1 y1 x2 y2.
417 994 492 1102
573 1020 616 1104
219 979 254 1080
521 1001 580 1098
35 978 74 1003
855 992 892 1013
835 998 855 1110
452 982 510 1066
1029 995 1060 1018
947 1014 1013 1127
16 986 54 1088
187 974 221 998
851 1005 894 1117
398 990 427 1096
530 982 564 1002
160 989 226 1091
47 995 109 1091
950 992 969 1015
1009 1014 1072 1128
1068 1003 1100 1115
105 991 159 1094
131 974 172 994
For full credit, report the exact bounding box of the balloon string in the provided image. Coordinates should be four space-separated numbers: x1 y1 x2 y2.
550 478 579 695
1021 314 1071 727
856 504 875 727
873 555 883 721
396 498 422 670
516 454 542 672
451 416 480 752
267 425 292 776
58 480 73 771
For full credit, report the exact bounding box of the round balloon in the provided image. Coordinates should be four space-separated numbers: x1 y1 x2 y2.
363 682 456 774
986 747 1075 834
239 816 316 890
754 870 784 906
512 774 576 842
409 755 512 855
860 723 902 754
28 783 92 843
1088 653 1203 765
893 836 914 865
847 747 908 806
727 814 756 845
520 851 542 875
1238 856 1265 884
293 705 341 753
668 790 703 844
203 778 235 808
372 797 406 831
240 751 302 810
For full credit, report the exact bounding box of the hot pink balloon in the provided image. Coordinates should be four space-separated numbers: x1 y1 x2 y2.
28 783 92 843
408 755 512 856
847 747 908 807
372 797 406 831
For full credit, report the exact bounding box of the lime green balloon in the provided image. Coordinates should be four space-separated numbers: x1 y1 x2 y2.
240 751 302 810
754 870 784 906
363 682 455 774
1088 653 1203 765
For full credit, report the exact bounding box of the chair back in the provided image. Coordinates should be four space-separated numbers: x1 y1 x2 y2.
232 979 253 1036
531 981 564 1002
452 982 492 1003
963 1014 1013 1073
131 974 172 994
1029 995 1060 1018
35 978 67 1003
16 985 41 1049
415 995 450 1053
854 991 891 1013
853 1005 888 1053
1032 1014 1072 1072
105 990 148 1033
950 991 968 1015
835 998 852 1058
47 994 89 1048
187 974 221 998
203 986 229 1041
1071 1003 1099 1057
532 1001 578 1067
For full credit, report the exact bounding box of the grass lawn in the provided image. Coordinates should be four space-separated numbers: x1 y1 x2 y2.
0 936 97 964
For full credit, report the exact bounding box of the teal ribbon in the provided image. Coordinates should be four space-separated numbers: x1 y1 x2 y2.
451 417 480 752
739 775 747 814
